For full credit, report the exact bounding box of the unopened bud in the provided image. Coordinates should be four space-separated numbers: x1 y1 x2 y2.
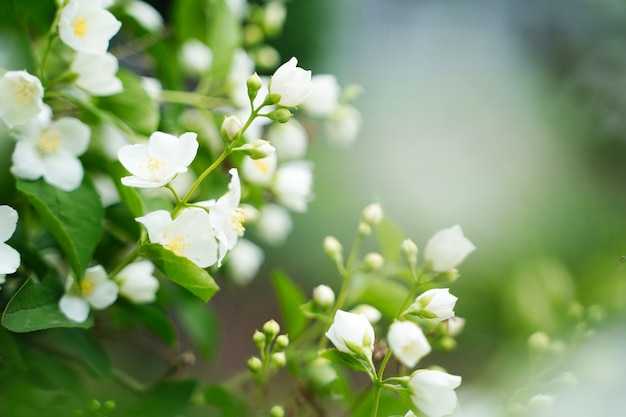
351 304 382 324
528 331 551 353
275 334 289 350
253 330 266 351
587 304 606 323
264 108 293 123
103 400 116 411
361 203 383 226
221 115 242 141
247 356 263 374
235 140 276 159
270 351 286 368
247 72 263 102
87 400 101 412
442 268 459 283
358 222 372 236
363 252 384 271
313 284 335 308
323 236 343 264
263 319 281 338
269 405 285 417
400 239 418 267
439 336 457 351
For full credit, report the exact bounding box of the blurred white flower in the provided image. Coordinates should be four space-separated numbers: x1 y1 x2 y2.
71 51 123 96
140 76 162 100
125 1 163 32
408 369 462 417
268 57 314 107
242 153 277 186
313 284 335 308
272 160 313 212
59 265 119 323
59 0 121 54
325 310 375 359
387 320 431 368
404 412 417 417
224 0 247 19
136 208 218 268
255 203 293 246
267 119 308 161
11 117 90 191
411 288 458 321
115 260 159 303
227 49 256 108
324 104 362 147
350 304 382 324
226 239 264 286
424 225 475 272
0 206 20 281
263 2 286 35
237 139 276 160
361 203 383 226
0 70 44 128
179 39 213 75
118 131 198 188
447 316 466 337
92 173 120 207
98 122 130 160
301 74 341 118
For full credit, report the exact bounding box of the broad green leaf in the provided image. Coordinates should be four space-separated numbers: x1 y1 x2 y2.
16 177 104 280
376 218 405 262
320 349 371 374
141 244 219 302
96 69 160 136
120 380 197 417
115 303 177 346
2 276 93 332
352 278 409 321
176 297 219 359
104 161 145 218
271 270 308 338
0 327 26 370
203 384 251 417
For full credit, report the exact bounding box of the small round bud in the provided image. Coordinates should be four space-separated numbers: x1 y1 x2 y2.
247 72 263 102
269 405 285 417
357 222 372 236
274 334 289 350
568 302 584 320
235 140 276 159
439 336 457 351
361 203 383 226
244 24 264 46
270 351 286 368
400 239 418 267
447 316 466 337
264 108 293 123
528 331 551 353
351 304 382 324
87 400 101 412
363 252 384 271
266 93 281 105
247 356 263 374
442 268 459 283
323 236 343 264
253 330 266 351
221 115 242 141
313 284 335 308
103 400 116 411
263 319 281 338
587 304 606 323
306 358 337 390
254 45 280 71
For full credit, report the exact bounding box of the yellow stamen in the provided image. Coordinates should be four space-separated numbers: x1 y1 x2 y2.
38 129 61 154
13 80 33 105
230 207 245 235
146 157 165 171
164 235 189 256
72 17 89 38
73 278 95 295
254 159 269 174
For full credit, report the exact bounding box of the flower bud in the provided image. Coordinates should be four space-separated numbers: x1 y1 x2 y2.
351 304 382 324
313 284 335 308
253 329 266 351
235 140 276 159
323 236 343 265
270 351 286 368
528 331 551 353
221 115 242 141
263 319 281 338
442 268 459 283
269 405 285 417
357 222 372 236
400 239 418 268
247 356 263 374
103 400 116 411
410 288 458 321
275 334 289 350
439 336 457 351
447 316 466 337
247 72 263 102
361 203 383 226
306 358 337 389
587 304 606 323
264 108 293 123
363 252 384 271
87 400 101 412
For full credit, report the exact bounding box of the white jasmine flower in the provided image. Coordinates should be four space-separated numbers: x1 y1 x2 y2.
179 39 213 75
98 122 129 160
225 239 264 286
411 288 458 321
301 74 341 118
224 0 247 18
325 310 375 358
272 160 313 212
268 57 314 107
237 140 275 160
255 203 292 246
408 369 462 417
267 119 308 161
71 51 123 96
118 131 199 188
263 2 286 34
59 265 119 323
92 173 120 207
140 76 162 100
115 260 159 303
227 49 256 108
404 412 417 417
324 104 362 147
424 225 476 272
136 208 219 268
125 1 164 32
0 206 20 280
447 316 466 337
11 117 91 191
59 0 122 54
0 70 44 128
313 284 335 308
387 320 431 368
361 203 383 226
242 153 277 186
350 304 382 324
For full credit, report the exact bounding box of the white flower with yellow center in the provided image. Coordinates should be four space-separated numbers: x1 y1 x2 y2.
59 265 119 323
271 160 313 213
387 320 431 368
0 205 20 286
115 260 159 303
59 0 122 54
241 152 277 186
11 117 91 191
118 131 199 188
136 208 219 268
0 70 44 128
71 51 123 96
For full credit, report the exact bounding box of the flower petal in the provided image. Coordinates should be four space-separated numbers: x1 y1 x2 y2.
59 294 90 322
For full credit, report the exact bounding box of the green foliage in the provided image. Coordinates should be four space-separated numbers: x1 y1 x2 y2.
271 270 308 338
175 292 220 359
203 384 251 417
320 349 372 374
117 380 198 417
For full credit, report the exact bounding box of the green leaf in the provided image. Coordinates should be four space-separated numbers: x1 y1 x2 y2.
376 217 406 262
96 69 160 136
271 270 308 338
119 380 197 417
141 244 219 302
16 177 104 280
320 349 372 374
176 296 219 359
0 327 26 370
353 278 409 321
203 384 251 417
118 303 177 346
2 276 93 332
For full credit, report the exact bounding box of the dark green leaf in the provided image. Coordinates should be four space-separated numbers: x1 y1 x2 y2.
120 380 197 417
204 384 251 417
141 244 219 302
2 276 93 332
353 278 409 321
271 270 308 338
0 326 26 369
16 177 104 280
120 303 177 346
176 298 219 359
320 349 371 374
